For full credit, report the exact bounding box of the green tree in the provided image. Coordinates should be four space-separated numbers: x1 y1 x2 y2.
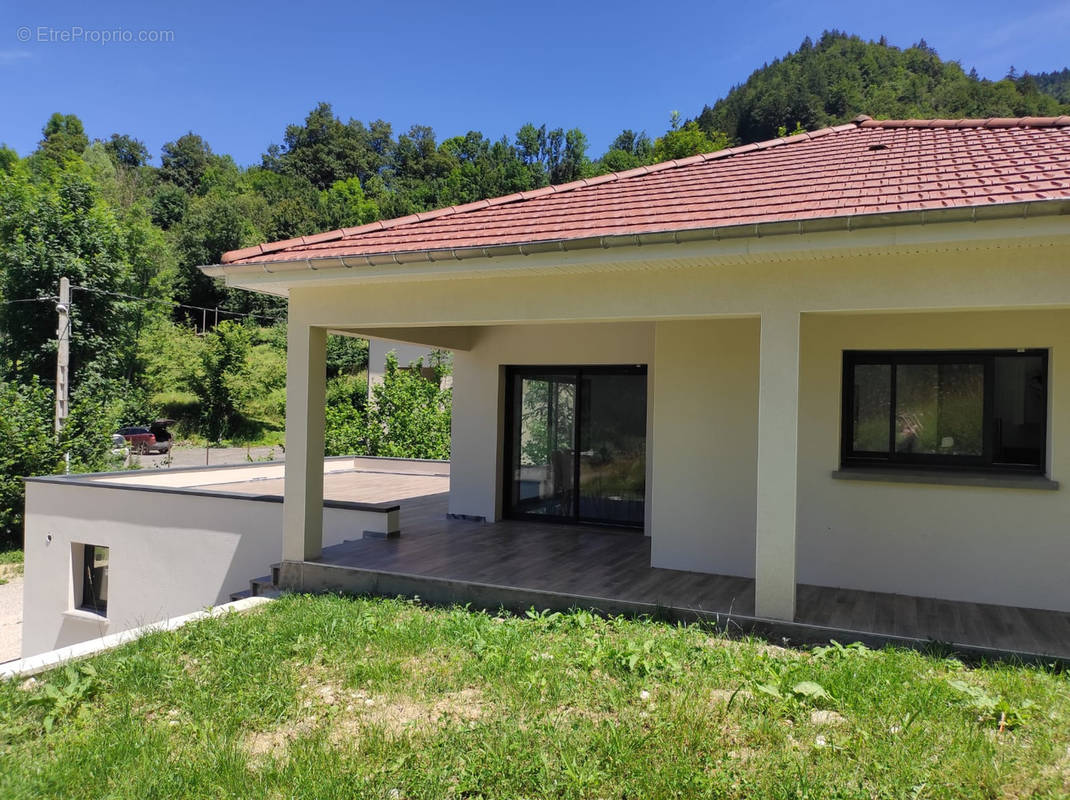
264 102 390 190
37 113 89 163
652 116 730 161
319 177 380 230
0 162 145 387
159 132 214 192
328 352 451 459
102 134 150 168
173 189 247 310
326 334 368 377
695 31 1069 144
0 378 117 546
187 320 251 441
150 182 189 230
0 378 59 543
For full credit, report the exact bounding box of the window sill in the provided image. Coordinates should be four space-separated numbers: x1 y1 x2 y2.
63 608 110 624
831 467 1059 491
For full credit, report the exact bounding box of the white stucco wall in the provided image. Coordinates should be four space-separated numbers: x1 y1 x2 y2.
368 338 436 387
448 322 655 522
796 309 1070 612
21 480 394 657
649 319 760 576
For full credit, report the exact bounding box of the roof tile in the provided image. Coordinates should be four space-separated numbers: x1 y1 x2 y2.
221 117 1070 265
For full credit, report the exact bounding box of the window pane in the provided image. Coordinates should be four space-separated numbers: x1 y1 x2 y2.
511 375 576 517
895 363 984 456
994 355 1045 466
82 544 109 615
852 364 891 452
578 373 646 525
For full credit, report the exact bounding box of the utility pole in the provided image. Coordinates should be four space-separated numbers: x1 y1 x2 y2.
55 277 70 434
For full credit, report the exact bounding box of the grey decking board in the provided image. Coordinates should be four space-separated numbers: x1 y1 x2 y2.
289 474 1070 660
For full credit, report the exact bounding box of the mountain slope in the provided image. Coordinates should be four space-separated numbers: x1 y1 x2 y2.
696 31 1070 144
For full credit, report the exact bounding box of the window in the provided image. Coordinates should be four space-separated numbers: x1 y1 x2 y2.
842 350 1047 472
80 544 109 615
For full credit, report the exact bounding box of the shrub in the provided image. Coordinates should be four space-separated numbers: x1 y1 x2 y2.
0 378 119 546
324 352 450 459
0 379 59 544
361 352 451 460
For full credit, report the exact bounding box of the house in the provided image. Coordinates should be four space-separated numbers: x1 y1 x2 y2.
21 116 1070 660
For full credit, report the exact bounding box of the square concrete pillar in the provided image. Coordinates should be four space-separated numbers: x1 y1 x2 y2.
283 323 327 562
754 310 800 620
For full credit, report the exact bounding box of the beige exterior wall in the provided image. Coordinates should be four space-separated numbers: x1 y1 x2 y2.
649 318 760 576
796 309 1070 612
21 480 391 657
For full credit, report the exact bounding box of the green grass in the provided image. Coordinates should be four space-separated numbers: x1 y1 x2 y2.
2 595 1068 799
0 547 23 584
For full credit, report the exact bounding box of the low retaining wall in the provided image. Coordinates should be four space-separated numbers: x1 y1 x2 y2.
20 472 398 658
2 597 272 681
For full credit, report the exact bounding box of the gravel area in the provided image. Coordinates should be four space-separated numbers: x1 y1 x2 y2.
0 572 23 664
133 445 284 470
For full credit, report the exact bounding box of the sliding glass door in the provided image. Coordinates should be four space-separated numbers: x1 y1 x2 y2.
505 366 647 528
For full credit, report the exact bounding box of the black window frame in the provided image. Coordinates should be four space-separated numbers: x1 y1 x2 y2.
80 544 108 616
502 364 648 528
841 349 1048 473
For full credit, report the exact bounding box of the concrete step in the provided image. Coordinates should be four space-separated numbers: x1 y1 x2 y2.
229 588 253 602
250 575 275 596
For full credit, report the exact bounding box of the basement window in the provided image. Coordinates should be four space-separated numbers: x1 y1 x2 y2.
79 544 109 616
841 350 1047 472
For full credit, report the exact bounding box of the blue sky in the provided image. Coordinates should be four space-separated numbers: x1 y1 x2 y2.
2 0 1068 165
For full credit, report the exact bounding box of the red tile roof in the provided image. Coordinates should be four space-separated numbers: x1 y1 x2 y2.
221 116 1070 266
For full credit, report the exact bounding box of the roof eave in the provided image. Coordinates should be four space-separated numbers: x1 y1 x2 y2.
199 199 1070 282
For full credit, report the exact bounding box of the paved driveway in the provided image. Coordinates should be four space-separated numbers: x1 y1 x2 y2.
0 572 22 664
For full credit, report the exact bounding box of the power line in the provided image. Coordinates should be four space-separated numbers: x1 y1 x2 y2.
68 285 286 323
1 296 58 305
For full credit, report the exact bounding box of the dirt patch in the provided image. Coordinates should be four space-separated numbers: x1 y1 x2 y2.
553 704 618 725
243 715 320 764
700 636 801 659
343 687 484 738
810 709 847 726
242 674 486 765
710 688 752 705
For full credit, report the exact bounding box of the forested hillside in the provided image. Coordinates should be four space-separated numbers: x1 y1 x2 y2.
695 31 1070 143
0 30 1067 542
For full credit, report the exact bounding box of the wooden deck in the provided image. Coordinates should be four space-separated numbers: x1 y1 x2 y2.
234 467 1070 660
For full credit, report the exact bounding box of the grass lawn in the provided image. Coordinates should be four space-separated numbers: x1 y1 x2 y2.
1 595 1068 799
0 547 23 585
